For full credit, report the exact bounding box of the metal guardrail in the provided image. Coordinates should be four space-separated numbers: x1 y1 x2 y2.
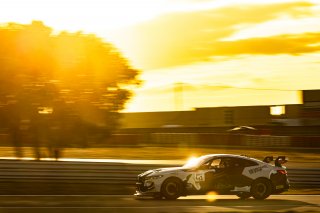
0 160 319 190
0 160 154 185
287 168 320 188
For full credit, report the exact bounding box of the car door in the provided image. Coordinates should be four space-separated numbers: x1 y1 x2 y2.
228 157 258 187
197 157 231 192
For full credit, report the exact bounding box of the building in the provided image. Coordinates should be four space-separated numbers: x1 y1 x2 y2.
119 90 320 136
301 90 320 126
120 105 302 129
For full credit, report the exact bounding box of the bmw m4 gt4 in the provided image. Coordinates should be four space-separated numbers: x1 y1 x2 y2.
135 154 289 200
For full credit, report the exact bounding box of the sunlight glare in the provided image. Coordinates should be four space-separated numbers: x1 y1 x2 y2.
206 191 218 202
0 0 166 32
184 156 199 168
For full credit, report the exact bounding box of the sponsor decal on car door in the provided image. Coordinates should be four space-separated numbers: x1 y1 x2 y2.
243 165 269 179
187 171 207 190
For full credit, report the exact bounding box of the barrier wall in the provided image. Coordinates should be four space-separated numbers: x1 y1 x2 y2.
146 133 320 148
291 136 320 147
1 132 320 148
151 133 198 147
197 133 243 146
244 135 291 147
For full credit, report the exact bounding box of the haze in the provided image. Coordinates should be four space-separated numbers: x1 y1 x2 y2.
1 0 319 112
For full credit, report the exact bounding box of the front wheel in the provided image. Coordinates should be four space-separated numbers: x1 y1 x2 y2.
161 178 183 200
251 179 272 200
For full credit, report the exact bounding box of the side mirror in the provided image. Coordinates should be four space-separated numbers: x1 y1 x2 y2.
198 164 210 170
263 156 273 163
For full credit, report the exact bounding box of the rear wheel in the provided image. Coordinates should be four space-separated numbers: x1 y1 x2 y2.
251 179 272 200
161 178 183 200
236 192 251 199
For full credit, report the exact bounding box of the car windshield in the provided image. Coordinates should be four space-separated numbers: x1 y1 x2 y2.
182 155 214 169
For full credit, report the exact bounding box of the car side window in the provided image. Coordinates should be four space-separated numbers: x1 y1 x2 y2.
210 158 221 168
219 158 235 168
198 159 213 170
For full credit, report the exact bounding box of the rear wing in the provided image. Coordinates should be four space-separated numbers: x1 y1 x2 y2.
263 156 288 167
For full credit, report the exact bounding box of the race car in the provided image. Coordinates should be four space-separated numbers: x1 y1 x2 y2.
135 154 289 200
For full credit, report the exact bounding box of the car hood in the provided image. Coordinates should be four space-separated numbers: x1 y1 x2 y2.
153 167 184 174
141 167 184 177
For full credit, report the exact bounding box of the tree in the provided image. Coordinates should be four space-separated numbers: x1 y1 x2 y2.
0 21 140 159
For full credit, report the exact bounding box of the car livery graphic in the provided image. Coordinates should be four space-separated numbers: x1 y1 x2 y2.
135 154 289 200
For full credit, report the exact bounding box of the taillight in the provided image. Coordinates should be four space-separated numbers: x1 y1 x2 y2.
277 170 287 175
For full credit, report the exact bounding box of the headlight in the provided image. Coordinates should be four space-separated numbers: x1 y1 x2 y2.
145 175 163 180
145 181 153 187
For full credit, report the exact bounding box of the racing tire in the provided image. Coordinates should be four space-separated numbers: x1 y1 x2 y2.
236 192 251 200
161 178 183 200
251 179 272 200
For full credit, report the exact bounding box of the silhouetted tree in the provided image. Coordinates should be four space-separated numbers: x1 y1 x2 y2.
0 21 140 159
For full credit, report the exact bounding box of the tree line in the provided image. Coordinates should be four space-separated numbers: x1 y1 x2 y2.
0 21 140 159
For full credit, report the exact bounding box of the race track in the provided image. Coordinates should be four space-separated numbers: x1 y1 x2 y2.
0 195 319 213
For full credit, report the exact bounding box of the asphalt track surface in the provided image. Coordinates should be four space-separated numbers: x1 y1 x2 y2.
0 195 319 213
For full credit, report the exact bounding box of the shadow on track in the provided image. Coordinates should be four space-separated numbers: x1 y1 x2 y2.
137 197 318 212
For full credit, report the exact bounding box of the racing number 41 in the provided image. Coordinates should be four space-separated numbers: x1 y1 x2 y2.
195 173 205 182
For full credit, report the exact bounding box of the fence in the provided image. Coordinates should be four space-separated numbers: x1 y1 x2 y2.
1 133 320 148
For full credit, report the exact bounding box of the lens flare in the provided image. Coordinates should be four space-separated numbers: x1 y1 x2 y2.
184 156 198 168
206 191 218 202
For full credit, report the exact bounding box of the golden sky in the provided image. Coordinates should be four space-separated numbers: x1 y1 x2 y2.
1 0 320 112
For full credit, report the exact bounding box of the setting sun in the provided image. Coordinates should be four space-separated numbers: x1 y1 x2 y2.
0 0 169 32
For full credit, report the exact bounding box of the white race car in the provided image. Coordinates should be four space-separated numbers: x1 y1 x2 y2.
135 154 289 200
